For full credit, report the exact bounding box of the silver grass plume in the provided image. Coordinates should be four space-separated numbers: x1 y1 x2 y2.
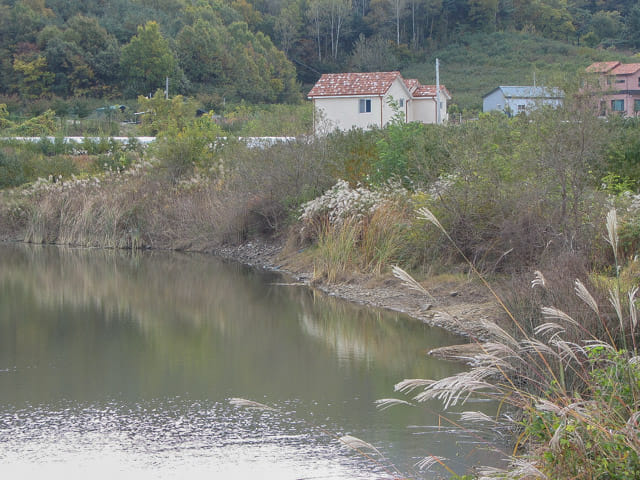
630 286 638 330
412 367 502 408
478 459 547 479
549 420 566 453
415 455 448 471
575 278 599 315
541 306 580 328
374 398 413 411
531 270 546 289
416 206 446 234
459 411 499 424
520 338 562 359
606 208 619 263
535 398 564 415
478 319 519 348
392 265 435 301
584 340 616 352
469 350 516 370
534 322 566 338
339 435 384 457
610 287 624 335
229 398 277 411
394 378 434 394
549 338 584 363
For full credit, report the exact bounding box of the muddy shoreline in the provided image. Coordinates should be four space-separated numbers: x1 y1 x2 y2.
212 238 504 356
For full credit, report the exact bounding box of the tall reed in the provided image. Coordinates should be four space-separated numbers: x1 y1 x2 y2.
383 207 640 479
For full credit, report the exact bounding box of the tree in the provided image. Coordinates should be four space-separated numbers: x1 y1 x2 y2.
590 10 623 43
624 5 640 47
391 0 406 44
275 1 303 57
468 0 499 31
307 0 324 60
349 34 399 71
329 0 351 58
13 53 54 98
224 22 300 103
176 18 226 84
120 21 177 96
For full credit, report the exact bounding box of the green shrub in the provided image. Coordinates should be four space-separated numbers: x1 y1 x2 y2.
325 128 378 186
373 121 449 188
523 348 640 480
154 116 225 181
8 109 56 136
0 149 26 188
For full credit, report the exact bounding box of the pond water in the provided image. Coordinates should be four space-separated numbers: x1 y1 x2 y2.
0 244 505 479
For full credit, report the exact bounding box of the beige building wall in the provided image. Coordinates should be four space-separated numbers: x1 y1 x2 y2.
313 96 383 133
409 98 435 123
383 79 410 124
409 96 448 124
312 78 410 134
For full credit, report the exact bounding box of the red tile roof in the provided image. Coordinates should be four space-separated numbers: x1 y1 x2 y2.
308 71 403 97
404 78 420 92
412 85 451 99
611 63 640 75
586 61 621 73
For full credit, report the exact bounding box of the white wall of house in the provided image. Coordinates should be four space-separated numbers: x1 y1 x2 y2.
313 96 383 133
409 96 448 123
312 78 410 133
383 79 410 124
409 98 436 123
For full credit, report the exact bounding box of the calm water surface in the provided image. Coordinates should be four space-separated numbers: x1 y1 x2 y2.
0 244 503 479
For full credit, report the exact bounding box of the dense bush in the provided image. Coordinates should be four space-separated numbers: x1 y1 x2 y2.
0 146 77 188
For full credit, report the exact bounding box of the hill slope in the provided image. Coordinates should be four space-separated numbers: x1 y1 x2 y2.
403 32 639 112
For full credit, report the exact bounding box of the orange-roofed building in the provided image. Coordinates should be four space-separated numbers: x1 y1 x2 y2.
307 71 450 134
585 61 640 116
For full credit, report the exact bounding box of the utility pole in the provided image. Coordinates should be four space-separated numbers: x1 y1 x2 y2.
165 77 169 100
436 58 441 125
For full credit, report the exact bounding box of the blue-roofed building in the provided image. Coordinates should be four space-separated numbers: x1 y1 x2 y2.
482 86 564 115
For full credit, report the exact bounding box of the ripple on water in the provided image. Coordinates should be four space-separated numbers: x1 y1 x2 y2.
0 398 394 480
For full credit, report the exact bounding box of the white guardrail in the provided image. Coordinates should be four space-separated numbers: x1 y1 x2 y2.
0 136 297 148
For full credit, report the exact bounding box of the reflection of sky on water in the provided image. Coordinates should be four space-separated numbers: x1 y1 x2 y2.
0 398 402 479
0 244 509 478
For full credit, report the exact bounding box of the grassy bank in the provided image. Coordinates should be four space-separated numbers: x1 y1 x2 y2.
2 94 640 478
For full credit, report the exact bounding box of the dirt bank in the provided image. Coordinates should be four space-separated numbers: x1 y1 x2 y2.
212 237 506 356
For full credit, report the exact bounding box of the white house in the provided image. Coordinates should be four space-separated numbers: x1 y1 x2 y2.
482 86 564 115
406 82 451 124
308 71 450 134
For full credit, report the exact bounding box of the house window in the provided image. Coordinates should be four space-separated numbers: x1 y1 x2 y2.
517 104 526 112
615 79 625 84
398 98 404 108
359 99 371 113
638 77 640 87
611 99 625 112
635 99 640 112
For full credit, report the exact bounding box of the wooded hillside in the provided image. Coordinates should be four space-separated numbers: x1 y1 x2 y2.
0 0 638 108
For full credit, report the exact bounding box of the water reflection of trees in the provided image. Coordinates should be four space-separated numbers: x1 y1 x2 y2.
0 244 464 383
0 244 276 332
